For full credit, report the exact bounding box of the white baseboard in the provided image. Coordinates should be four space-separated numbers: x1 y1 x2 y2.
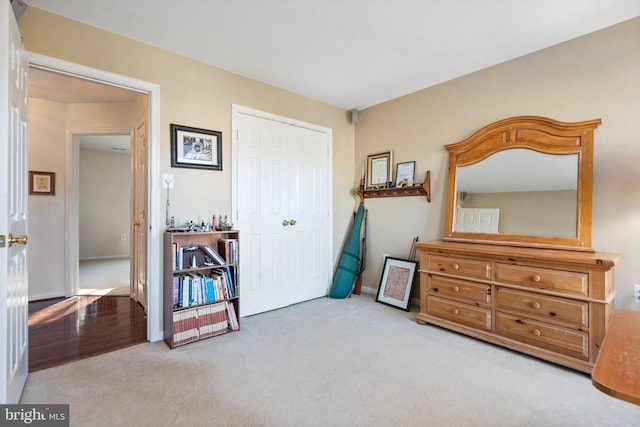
79 255 130 261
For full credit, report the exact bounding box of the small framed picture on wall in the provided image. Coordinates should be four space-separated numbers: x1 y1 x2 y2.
28 171 55 196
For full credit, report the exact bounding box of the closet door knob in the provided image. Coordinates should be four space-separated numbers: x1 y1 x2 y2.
531 302 541 309
282 220 290 226
289 219 297 225
531 274 541 283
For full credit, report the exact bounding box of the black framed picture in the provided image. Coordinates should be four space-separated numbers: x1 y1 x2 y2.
170 124 222 170
375 256 418 311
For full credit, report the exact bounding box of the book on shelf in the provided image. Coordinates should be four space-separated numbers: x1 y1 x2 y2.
212 266 235 298
172 276 181 308
201 245 226 265
217 238 238 264
198 302 229 339
173 270 237 308
172 308 199 346
225 301 239 331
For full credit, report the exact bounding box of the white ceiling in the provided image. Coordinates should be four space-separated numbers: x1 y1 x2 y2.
23 0 640 110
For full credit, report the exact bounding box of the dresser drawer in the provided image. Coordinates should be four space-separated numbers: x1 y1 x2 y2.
495 287 588 328
495 312 588 360
428 275 491 306
495 264 588 296
427 296 491 331
427 255 491 280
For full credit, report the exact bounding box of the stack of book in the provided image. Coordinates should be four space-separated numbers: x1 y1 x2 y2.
172 302 230 346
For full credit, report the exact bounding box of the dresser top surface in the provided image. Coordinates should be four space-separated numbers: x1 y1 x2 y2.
414 240 621 270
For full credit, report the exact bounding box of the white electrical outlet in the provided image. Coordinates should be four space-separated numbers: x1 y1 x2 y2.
634 284 640 303
162 173 174 189
121 233 127 241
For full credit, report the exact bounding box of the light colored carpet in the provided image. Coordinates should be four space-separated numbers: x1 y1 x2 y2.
78 258 130 296
20 294 639 426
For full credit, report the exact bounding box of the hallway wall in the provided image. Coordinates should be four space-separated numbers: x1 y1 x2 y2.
28 98 138 300
79 148 130 259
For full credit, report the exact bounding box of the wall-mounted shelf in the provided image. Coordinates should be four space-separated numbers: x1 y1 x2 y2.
357 171 430 203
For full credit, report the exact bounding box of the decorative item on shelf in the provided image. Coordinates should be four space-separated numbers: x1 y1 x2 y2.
366 151 393 189
395 161 415 187
216 214 233 231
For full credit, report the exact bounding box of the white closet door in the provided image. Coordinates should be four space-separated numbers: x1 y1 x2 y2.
286 124 330 305
235 110 331 317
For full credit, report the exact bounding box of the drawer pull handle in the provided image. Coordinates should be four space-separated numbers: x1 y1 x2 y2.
531 302 541 309
452 286 460 292
453 309 459 315
451 263 460 270
531 274 541 283
532 329 541 336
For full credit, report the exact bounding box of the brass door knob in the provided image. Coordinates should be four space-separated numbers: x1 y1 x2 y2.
282 220 290 226
531 301 541 309
289 219 297 225
133 221 141 226
8 233 28 247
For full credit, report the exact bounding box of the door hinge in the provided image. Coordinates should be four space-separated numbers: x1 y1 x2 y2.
0 235 5 248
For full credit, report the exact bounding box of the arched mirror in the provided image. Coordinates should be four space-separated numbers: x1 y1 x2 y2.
443 116 601 251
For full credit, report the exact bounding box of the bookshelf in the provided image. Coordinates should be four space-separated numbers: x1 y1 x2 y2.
163 230 240 348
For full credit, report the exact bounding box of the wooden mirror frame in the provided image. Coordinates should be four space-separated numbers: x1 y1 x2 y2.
443 116 601 251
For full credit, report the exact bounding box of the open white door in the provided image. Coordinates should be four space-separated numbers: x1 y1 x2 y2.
132 117 148 309
1 1 29 403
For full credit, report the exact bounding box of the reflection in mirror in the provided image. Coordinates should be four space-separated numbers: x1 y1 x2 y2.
454 149 578 238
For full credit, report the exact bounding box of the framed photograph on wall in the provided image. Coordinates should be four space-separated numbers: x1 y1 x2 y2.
395 161 415 187
375 256 418 311
28 171 55 196
170 124 222 170
367 151 392 188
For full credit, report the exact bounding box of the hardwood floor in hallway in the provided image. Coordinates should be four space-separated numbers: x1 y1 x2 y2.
28 296 147 372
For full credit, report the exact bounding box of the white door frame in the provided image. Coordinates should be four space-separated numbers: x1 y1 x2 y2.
64 128 133 297
25 52 164 342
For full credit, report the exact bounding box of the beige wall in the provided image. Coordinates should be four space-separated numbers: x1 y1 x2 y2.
20 9 356 304
356 17 640 307
79 149 130 259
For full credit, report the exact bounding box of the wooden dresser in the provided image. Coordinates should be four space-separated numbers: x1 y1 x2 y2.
415 240 621 373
